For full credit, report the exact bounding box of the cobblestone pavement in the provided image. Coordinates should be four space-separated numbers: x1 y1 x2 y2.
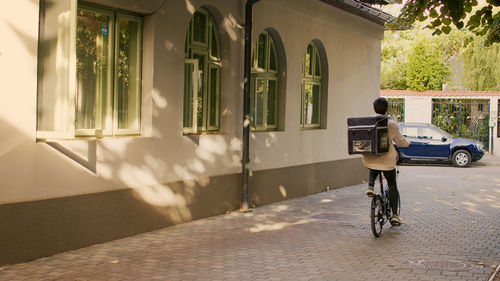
0 159 499 281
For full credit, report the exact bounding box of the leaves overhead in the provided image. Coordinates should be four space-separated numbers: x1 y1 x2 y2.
388 0 500 45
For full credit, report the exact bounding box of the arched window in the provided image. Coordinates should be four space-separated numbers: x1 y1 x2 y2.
251 31 279 131
301 42 323 128
184 8 220 133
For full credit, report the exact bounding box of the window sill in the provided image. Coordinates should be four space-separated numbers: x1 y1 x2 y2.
300 127 324 131
182 131 226 136
251 129 283 133
36 134 144 143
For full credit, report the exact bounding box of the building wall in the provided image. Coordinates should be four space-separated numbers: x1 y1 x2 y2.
0 0 383 265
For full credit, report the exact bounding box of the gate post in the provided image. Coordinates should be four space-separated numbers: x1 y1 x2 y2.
458 103 462 137
491 126 494 155
490 108 497 155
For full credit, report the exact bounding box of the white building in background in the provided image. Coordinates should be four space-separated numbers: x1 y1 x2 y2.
382 90 500 155
0 0 392 265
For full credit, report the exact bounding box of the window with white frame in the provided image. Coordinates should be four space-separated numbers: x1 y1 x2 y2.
251 31 279 131
301 42 322 128
183 8 221 133
37 1 142 139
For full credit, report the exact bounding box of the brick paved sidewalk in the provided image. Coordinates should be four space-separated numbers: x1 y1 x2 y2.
0 164 498 281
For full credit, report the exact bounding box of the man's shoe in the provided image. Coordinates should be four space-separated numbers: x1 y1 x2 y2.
365 186 374 197
391 214 402 226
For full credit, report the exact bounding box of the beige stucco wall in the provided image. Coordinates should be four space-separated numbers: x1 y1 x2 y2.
0 0 383 206
250 0 384 170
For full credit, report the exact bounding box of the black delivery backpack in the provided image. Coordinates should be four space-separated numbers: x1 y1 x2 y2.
347 116 389 155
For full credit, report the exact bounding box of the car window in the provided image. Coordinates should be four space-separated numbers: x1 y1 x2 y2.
421 128 443 140
401 126 418 138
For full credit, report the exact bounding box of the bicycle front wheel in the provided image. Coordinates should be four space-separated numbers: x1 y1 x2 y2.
370 195 383 237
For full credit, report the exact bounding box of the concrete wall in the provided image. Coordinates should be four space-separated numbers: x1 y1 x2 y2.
0 0 383 265
404 96 433 123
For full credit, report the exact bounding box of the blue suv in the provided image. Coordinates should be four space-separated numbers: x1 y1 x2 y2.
396 123 485 167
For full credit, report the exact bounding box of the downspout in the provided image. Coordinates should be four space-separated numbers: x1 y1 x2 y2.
242 0 261 211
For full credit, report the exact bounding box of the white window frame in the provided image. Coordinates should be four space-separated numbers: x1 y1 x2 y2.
36 0 142 140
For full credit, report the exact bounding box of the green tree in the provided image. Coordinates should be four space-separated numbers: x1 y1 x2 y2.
381 24 500 91
461 36 500 90
389 0 500 45
380 32 411 89
405 37 451 90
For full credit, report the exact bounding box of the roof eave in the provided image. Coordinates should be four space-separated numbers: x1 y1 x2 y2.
320 0 396 26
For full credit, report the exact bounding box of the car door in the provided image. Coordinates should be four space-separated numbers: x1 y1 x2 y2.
398 125 425 158
418 127 450 158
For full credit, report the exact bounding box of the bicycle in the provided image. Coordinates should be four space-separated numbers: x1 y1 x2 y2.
370 170 400 237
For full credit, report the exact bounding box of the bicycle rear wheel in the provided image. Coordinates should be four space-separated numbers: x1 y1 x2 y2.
370 195 383 237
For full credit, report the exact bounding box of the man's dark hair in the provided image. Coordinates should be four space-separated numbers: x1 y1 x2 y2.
373 97 388 115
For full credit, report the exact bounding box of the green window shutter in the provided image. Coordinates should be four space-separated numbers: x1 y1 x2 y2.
114 13 143 136
250 31 279 131
183 59 199 133
267 79 278 128
301 42 322 128
184 8 221 133
207 65 220 130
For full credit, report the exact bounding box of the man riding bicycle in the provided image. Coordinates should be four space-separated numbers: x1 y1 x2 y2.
362 97 410 225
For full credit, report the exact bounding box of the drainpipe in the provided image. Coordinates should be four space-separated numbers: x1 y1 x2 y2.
242 0 261 211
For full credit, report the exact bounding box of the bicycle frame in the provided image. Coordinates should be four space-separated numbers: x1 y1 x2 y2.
370 169 400 237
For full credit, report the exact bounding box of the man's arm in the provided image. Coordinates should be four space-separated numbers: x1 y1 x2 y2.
389 121 410 148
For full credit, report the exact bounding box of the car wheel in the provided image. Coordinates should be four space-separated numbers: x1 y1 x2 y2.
452 149 471 167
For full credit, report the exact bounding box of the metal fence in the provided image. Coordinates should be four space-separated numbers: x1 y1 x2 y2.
432 99 490 149
387 98 405 122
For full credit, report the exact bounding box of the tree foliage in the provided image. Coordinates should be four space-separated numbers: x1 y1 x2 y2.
381 29 451 90
461 36 500 90
389 0 500 45
406 39 451 90
381 23 500 91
